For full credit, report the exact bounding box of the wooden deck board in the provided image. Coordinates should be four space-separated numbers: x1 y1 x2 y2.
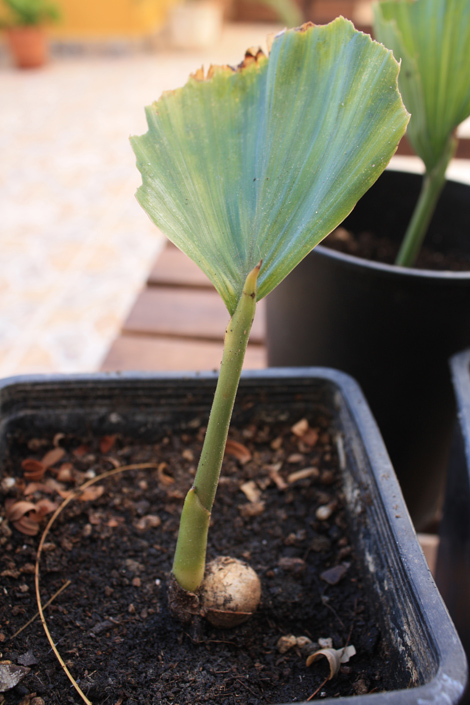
147 243 212 289
102 242 269 372
123 286 266 344
101 333 266 372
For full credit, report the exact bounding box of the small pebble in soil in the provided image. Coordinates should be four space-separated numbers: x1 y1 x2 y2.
316 503 335 521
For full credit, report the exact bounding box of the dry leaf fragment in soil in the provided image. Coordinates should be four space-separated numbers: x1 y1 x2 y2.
287 453 305 463
29 498 59 521
58 485 104 502
5 498 58 535
5 500 36 523
21 459 46 481
291 418 319 447
225 439 252 464
277 634 316 655
41 447 65 468
291 418 309 436
267 463 288 490
288 467 319 484
306 645 357 679
20 448 66 482
99 435 117 454
157 462 175 486
4 500 50 536
134 514 161 531
56 463 74 482
240 480 261 503
239 501 265 517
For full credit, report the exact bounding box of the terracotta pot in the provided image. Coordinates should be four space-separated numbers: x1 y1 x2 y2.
6 25 48 68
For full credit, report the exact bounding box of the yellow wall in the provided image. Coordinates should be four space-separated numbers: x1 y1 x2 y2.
50 0 179 39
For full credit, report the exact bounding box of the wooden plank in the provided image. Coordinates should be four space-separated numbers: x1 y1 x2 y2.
397 134 470 160
123 287 266 344
100 334 266 372
417 533 439 577
148 244 213 290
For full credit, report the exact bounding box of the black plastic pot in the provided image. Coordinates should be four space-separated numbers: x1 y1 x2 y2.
266 169 470 531
0 369 467 703
436 349 470 704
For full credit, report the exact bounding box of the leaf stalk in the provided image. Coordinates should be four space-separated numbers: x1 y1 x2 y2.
394 137 457 268
172 263 261 593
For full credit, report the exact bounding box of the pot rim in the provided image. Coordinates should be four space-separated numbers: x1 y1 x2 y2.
315 243 470 281
315 169 470 282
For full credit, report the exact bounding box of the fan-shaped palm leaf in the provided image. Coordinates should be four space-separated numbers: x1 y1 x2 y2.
132 18 408 315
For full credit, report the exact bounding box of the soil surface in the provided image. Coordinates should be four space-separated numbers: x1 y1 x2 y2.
0 412 410 704
323 226 470 271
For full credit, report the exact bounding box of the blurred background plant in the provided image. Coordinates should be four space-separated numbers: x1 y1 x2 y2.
254 0 303 26
373 0 470 266
0 0 60 27
1 0 61 67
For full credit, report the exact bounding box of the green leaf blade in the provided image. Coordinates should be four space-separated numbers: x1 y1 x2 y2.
132 19 409 314
132 60 268 312
252 20 410 300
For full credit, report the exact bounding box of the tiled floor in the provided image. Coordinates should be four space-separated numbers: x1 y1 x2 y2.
0 23 281 377
1 24 470 378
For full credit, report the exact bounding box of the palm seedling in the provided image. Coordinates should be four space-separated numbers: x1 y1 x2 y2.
131 18 409 625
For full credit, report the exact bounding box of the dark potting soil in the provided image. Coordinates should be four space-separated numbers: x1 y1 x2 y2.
0 413 411 704
323 226 470 271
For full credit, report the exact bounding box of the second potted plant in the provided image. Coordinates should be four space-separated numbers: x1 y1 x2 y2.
266 0 470 531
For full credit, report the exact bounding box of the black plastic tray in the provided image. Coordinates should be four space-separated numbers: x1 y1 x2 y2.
0 368 467 704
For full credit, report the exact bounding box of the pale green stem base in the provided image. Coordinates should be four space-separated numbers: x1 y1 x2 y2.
395 137 457 268
172 263 260 593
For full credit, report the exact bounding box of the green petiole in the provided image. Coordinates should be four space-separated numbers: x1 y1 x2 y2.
395 135 457 268
172 262 261 593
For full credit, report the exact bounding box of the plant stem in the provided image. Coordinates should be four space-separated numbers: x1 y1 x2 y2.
395 136 457 267
172 262 261 593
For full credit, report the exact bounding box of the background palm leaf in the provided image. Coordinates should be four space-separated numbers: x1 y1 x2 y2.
374 0 470 173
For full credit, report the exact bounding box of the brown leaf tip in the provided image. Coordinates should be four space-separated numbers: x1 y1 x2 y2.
237 47 265 70
189 48 265 83
191 65 206 82
295 21 315 32
191 64 234 82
